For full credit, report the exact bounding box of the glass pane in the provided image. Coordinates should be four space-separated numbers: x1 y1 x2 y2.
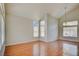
33 31 39 37
40 20 45 37
40 20 45 26
40 31 45 37
33 27 39 37
63 21 78 26
40 26 44 32
63 27 77 37
34 27 38 31
33 20 39 37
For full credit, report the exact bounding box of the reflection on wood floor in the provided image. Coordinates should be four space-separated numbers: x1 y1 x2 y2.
4 40 79 56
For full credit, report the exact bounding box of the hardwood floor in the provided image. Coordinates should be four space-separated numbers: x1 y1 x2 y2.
4 40 79 56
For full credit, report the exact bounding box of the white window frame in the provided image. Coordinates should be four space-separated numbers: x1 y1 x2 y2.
63 20 78 37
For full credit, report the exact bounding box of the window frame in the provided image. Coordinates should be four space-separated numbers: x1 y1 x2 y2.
39 20 46 38
62 20 78 38
32 20 40 38
32 20 46 38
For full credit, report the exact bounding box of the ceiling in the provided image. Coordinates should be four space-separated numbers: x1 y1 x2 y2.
5 3 79 20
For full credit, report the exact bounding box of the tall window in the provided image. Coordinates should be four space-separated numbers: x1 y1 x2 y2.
40 20 45 37
33 20 39 37
63 21 78 37
33 20 45 38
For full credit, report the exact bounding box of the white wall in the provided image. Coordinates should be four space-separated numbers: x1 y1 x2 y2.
5 13 58 46
5 14 33 46
47 15 58 42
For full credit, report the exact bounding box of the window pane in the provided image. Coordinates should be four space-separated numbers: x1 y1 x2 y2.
40 20 45 37
40 20 45 26
33 27 39 37
63 27 77 37
33 20 39 37
40 31 45 37
40 26 44 31
34 27 38 31
33 31 39 37
63 21 78 26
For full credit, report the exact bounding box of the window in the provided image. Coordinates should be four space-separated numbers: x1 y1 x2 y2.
40 20 45 37
63 21 78 26
33 20 45 38
63 21 78 37
33 20 39 37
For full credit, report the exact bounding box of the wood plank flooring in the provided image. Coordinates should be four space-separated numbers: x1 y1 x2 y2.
4 40 79 56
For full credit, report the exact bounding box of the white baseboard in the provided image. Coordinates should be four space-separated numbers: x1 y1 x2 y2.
5 39 38 46
5 39 57 46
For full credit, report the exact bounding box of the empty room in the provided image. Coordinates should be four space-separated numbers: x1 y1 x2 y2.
0 3 79 56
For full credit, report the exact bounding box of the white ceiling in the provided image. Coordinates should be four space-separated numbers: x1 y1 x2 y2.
5 3 79 20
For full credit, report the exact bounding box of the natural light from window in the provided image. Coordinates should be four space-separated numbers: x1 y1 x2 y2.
63 21 78 37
